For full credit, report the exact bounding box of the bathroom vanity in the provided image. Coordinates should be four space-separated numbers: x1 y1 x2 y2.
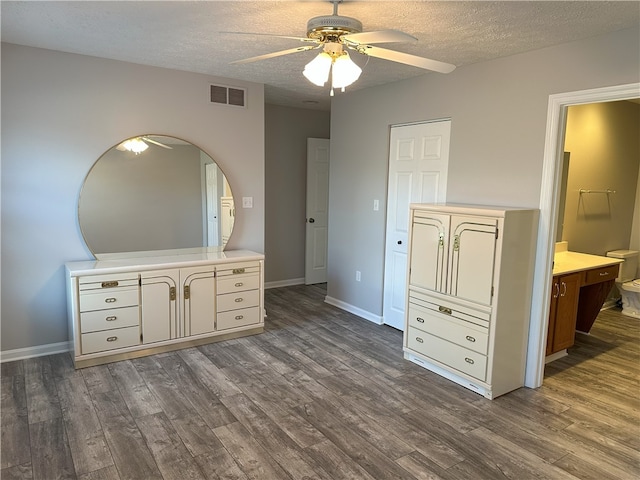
66 247 264 368
546 244 622 358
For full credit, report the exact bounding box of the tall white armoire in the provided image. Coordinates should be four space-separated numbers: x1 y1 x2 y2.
404 203 539 399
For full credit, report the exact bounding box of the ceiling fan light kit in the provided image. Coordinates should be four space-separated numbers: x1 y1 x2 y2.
121 138 149 155
230 0 456 95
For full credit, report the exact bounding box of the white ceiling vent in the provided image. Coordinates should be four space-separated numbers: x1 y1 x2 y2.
210 84 246 108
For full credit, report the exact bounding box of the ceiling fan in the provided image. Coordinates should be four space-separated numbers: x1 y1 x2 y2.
228 0 455 94
116 136 173 155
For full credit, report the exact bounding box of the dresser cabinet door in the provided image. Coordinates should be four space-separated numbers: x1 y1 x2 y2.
182 267 216 336
141 269 179 343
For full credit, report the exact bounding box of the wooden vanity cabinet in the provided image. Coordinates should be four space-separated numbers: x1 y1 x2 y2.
67 249 264 368
546 272 582 355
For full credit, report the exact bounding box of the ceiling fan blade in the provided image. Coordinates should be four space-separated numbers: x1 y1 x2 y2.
231 45 318 65
359 45 456 73
142 137 172 149
343 29 417 45
220 31 317 43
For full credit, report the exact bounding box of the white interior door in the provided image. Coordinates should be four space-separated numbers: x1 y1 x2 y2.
305 138 330 285
205 163 219 246
383 120 451 330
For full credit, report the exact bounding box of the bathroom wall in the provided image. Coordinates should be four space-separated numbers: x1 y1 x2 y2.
561 101 640 257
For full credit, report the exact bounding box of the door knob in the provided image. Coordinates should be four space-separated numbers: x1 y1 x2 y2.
309 218 315 223
397 240 402 245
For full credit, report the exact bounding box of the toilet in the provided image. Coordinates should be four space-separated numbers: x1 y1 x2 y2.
606 250 640 319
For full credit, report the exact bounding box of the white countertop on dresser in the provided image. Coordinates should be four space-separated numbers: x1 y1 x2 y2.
66 248 264 277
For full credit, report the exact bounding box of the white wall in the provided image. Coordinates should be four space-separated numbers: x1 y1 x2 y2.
327 27 640 318
1 43 265 353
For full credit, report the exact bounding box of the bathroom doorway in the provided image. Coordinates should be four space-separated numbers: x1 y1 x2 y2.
525 83 640 388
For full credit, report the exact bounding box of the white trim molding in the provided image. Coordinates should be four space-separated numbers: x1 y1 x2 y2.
526 82 640 389
324 296 384 325
1 341 71 363
265 278 305 289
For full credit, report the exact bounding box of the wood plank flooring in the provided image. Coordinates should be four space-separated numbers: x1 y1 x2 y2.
1 284 639 479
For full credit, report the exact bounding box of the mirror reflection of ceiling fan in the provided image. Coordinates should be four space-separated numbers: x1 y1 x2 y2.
228 0 456 95
116 136 173 155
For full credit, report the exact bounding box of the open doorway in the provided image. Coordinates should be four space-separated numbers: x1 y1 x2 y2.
525 83 640 388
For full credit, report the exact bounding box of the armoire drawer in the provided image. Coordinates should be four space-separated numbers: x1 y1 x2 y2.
217 274 260 295
81 326 140 355
407 327 487 381
80 306 140 333
217 289 260 313
79 287 139 312
217 306 261 330
408 303 489 355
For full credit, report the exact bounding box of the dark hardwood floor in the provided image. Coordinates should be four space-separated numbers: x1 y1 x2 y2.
2 284 639 479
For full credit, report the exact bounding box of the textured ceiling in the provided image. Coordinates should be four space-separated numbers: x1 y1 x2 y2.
2 1 639 111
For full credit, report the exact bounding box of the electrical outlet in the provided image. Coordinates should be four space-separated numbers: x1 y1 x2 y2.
242 197 253 208
356 270 361 282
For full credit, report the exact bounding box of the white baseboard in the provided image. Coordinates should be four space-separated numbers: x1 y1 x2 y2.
265 277 305 289
1 341 70 363
324 296 383 325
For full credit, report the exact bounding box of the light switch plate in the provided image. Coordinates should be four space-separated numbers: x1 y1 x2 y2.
242 197 253 208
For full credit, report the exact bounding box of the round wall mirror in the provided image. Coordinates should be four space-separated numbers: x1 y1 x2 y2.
79 135 235 258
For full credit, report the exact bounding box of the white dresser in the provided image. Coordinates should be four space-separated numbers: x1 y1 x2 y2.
66 248 264 368
404 204 538 399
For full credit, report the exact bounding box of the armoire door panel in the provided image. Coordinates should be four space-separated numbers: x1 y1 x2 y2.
448 218 497 306
410 214 449 292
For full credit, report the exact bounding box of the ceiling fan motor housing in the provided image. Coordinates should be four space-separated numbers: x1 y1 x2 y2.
307 15 363 41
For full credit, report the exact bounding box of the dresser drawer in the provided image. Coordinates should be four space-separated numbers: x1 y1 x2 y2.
583 264 620 286
217 306 261 330
80 287 139 312
408 303 488 355
81 326 140 355
216 262 260 278
217 274 260 295
80 306 139 333
407 327 487 381
78 273 139 291
217 289 260 313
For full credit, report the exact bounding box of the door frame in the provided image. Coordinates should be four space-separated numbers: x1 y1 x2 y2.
525 82 640 388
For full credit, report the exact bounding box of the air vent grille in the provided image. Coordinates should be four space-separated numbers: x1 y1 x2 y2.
210 84 246 108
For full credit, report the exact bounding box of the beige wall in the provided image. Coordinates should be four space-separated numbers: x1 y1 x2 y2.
561 101 640 257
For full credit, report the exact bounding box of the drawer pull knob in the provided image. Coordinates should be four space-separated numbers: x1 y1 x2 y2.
232 268 246 274
106 336 118 342
101 281 119 288
416 337 424 343
235 298 243 303
465 357 474 364
105 298 117 303
235 282 244 287
235 315 244 320
465 335 476 343
438 306 452 315
416 317 425 323
105 316 117 322
599 272 609 276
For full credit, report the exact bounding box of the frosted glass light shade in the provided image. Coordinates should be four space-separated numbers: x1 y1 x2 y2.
122 138 149 154
332 52 362 89
303 52 332 86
